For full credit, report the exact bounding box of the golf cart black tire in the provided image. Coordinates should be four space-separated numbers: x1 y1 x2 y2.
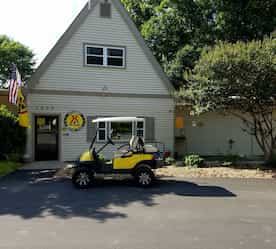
72 169 94 189
133 165 155 188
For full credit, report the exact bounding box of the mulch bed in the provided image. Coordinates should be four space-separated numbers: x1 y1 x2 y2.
156 165 276 179
55 163 276 179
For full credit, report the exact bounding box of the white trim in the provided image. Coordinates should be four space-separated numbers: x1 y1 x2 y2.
93 117 145 123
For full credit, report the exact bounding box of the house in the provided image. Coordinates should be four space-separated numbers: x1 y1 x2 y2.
25 0 175 161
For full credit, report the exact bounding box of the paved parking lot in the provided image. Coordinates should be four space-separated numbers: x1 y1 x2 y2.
0 170 276 249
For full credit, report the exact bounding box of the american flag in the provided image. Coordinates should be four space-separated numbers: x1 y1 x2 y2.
8 64 22 105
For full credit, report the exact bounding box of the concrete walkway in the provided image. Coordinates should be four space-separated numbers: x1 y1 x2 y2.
20 161 72 170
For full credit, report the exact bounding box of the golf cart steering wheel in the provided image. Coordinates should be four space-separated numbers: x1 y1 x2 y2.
107 136 115 145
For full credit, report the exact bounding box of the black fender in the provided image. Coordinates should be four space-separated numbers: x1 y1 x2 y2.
72 160 100 172
135 160 157 169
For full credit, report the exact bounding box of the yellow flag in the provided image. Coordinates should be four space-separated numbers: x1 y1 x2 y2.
17 87 30 128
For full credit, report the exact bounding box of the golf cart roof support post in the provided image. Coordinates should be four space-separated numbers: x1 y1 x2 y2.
89 130 98 150
96 141 111 154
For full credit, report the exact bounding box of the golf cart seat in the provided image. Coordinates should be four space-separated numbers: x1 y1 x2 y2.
113 136 140 158
144 144 158 153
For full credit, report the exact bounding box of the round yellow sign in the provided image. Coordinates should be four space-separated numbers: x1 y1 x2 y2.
64 112 85 131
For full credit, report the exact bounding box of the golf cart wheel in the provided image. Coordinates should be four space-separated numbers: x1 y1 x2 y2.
134 166 155 187
72 169 94 189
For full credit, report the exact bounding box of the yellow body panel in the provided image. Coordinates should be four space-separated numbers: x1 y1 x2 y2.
80 150 94 161
113 153 153 170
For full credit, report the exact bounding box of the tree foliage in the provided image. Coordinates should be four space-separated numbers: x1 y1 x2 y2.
211 0 276 42
176 38 276 161
0 35 35 87
121 0 161 29
122 0 276 87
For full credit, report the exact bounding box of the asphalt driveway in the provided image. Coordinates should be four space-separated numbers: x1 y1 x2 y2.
0 170 276 249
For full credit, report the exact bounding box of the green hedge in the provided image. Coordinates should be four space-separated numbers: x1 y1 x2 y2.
0 105 26 158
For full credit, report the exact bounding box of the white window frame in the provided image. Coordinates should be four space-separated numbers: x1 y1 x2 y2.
84 44 125 68
136 120 145 139
86 45 104 66
96 121 145 142
97 122 107 142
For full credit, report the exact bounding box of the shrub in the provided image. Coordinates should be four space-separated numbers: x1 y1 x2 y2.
183 154 204 168
0 105 26 159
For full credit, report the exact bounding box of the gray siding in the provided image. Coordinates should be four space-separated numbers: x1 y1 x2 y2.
27 94 174 161
35 0 169 95
175 111 263 157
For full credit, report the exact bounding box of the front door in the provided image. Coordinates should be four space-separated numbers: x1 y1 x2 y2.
35 115 59 161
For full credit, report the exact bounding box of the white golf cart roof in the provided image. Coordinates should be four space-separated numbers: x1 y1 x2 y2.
92 117 145 123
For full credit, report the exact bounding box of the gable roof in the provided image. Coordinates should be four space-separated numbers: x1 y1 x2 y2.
28 0 174 93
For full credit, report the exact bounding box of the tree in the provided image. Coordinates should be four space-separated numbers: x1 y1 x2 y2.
141 0 212 62
123 0 276 87
0 35 35 87
176 37 276 162
211 0 276 42
166 45 201 87
121 0 161 29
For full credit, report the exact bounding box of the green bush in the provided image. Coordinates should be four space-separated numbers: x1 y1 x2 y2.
0 105 26 159
183 154 205 168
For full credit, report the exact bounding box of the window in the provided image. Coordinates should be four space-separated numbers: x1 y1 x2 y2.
86 47 104 66
85 44 125 68
136 121 145 137
107 48 124 67
97 122 107 141
111 122 133 141
95 120 145 142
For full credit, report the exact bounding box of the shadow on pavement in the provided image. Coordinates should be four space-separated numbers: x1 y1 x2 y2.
0 170 236 222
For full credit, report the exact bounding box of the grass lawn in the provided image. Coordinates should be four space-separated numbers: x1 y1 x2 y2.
0 161 21 177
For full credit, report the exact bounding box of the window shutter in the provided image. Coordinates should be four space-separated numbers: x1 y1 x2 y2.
87 116 97 142
145 117 155 142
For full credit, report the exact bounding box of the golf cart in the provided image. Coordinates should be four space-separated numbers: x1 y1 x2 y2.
71 117 164 188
